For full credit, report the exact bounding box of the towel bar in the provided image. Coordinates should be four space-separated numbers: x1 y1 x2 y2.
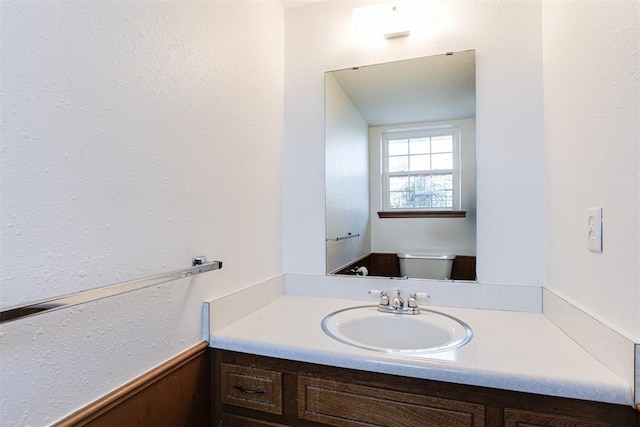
0 257 222 324
326 233 360 242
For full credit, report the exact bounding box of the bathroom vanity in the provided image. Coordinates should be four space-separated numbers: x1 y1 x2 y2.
209 294 638 426
213 349 635 426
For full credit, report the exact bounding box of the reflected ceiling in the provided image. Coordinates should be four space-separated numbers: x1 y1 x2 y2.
331 51 476 126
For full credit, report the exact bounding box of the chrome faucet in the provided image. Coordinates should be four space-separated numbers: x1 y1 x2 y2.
379 290 390 307
370 289 426 315
407 292 419 309
391 289 404 310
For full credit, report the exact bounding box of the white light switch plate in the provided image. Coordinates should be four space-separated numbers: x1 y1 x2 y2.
587 207 602 252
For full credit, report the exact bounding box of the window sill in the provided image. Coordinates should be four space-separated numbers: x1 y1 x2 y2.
377 210 467 219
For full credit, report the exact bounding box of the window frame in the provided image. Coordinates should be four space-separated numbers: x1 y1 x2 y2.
381 126 461 212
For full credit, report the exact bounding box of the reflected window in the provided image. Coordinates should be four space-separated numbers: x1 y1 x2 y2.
383 127 459 210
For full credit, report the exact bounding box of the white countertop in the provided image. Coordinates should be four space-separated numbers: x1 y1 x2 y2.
209 294 633 406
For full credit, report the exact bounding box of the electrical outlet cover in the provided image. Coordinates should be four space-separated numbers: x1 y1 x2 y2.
587 207 602 252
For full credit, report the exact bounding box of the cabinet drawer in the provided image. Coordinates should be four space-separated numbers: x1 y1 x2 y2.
220 413 289 427
504 408 611 426
220 363 283 415
298 376 485 427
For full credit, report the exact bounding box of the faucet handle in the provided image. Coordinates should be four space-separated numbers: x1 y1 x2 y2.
407 292 429 308
407 292 419 308
380 290 389 306
368 289 390 306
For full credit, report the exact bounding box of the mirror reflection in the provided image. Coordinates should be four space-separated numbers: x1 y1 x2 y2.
325 50 476 281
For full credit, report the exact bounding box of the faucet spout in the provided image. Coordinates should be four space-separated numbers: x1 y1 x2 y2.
391 289 404 310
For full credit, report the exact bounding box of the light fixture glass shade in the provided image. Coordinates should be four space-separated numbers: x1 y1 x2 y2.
353 0 440 42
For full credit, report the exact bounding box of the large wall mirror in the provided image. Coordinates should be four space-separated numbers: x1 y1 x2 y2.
325 50 476 281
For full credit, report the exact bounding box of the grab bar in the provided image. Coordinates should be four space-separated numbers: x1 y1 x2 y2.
0 256 222 325
326 233 360 242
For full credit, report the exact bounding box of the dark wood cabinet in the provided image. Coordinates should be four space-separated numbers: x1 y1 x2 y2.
298 376 485 426
503 408 612 426
212 349 638 427
220 363 283 415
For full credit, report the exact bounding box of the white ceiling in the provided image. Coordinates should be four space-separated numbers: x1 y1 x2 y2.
329 50 476 127
279 0 324 9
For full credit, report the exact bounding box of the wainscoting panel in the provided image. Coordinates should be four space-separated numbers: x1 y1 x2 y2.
54 342 210 427
336 252 475 280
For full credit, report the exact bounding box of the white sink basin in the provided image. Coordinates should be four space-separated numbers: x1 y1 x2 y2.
321 305 472 354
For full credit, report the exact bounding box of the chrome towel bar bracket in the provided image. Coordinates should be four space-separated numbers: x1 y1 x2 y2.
0 257 223 325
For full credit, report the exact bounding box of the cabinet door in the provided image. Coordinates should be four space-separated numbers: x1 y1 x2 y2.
220 363 283 415
504 408 611 426
298 376 485 427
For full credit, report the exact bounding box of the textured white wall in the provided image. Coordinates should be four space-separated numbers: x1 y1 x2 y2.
284 1 546 285
0 1 284 424
325 74 371 273
542 1 639 341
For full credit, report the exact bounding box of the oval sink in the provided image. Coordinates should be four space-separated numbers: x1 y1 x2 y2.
321 305 472 354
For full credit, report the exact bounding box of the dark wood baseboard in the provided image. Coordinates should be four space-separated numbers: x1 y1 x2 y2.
450 255 476 281
335 253 476 280
54 341 210 427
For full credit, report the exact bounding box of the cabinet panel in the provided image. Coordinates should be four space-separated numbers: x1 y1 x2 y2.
220 413 290 427
221 363 283 415
298 376 485 427
504 408 611 427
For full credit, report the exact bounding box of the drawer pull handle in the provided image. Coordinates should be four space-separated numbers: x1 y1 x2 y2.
233 385 268 395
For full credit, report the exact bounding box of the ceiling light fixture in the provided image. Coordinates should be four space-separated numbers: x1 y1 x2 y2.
353 1 440 42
